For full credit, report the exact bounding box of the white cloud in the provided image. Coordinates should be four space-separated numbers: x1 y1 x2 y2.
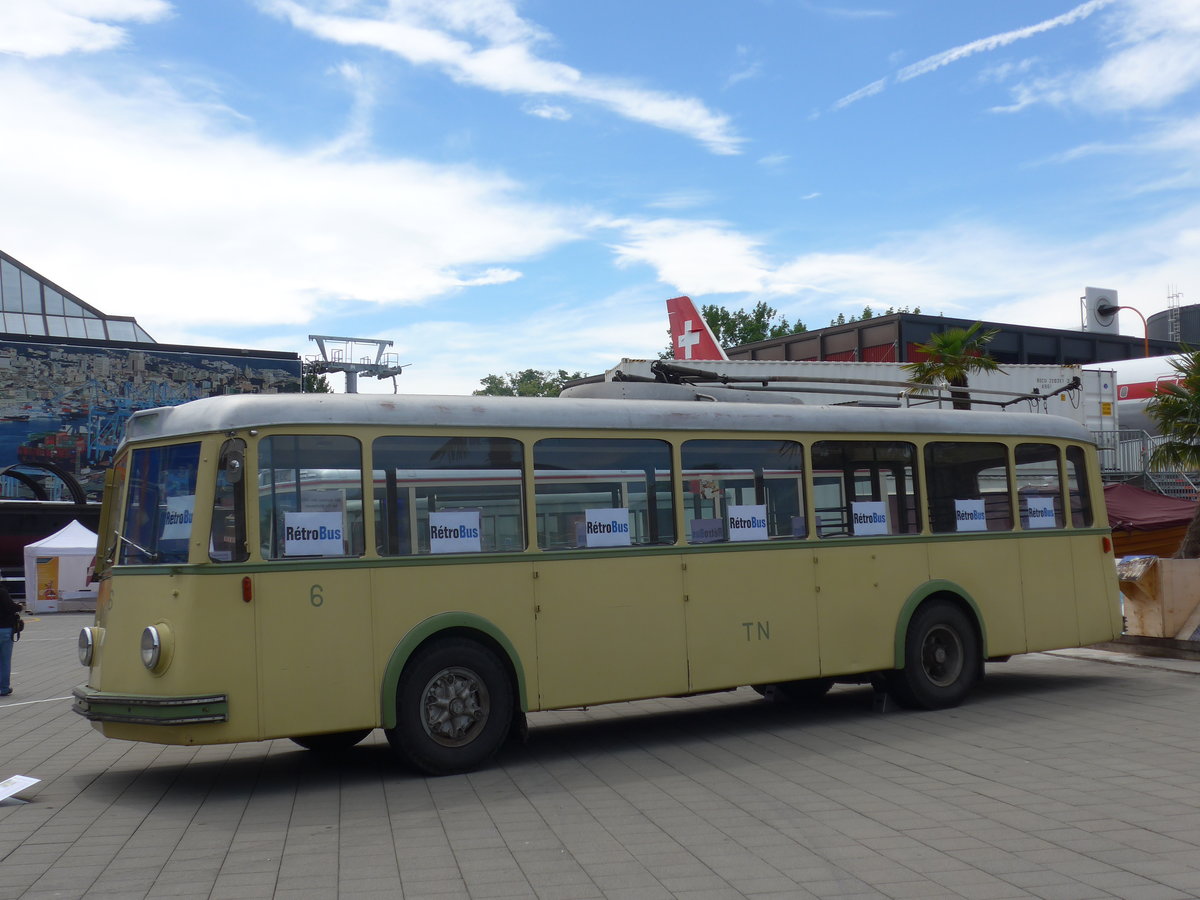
897 0 1114 83
996 0 1200 113
350 287 669 395
603 214 1200 337
259 0 744 154
0 0 170 58
524 102 570 121
608 219 772 295
0 63 579 341
834 0 1113 110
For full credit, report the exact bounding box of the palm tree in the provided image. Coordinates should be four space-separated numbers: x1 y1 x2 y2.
1146 349 1200 558
902 322 1003 410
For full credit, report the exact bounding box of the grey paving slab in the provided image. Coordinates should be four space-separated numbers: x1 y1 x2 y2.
6 614 1200 898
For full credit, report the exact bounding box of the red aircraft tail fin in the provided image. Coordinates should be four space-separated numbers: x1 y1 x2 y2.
666 296 728 361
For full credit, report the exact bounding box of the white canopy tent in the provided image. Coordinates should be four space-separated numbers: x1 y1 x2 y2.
23 520 99 612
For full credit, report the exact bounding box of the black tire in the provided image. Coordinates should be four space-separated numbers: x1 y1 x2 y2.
887 599 979 710
385 638 513 776
290 729 372 752
753 678 834 703
774 677 834 703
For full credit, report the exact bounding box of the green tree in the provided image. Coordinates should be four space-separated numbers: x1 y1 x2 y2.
473 368 587 397
302 363 333 393
902 322 1002 411
830 305 920 326
1146 349 1200 557
661 301 803 357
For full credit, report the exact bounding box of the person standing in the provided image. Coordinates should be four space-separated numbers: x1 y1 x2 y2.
0 583 20 696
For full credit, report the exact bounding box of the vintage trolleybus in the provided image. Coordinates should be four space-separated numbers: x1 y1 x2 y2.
74 394 1121 774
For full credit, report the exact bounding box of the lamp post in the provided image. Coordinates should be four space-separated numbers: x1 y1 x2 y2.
1097 302 1150 357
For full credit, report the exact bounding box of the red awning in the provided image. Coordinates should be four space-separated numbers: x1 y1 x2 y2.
1104 483 1197 532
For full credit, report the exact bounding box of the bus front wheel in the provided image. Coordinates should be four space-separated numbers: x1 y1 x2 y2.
386 638 513 776
887 600 979 710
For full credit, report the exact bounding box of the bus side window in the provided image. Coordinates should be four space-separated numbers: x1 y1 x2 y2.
924 442 1012 533
533 438 675 550
811 441 920 538
209 438 248 562
1015 443 1064 529
372 436 524 556
259 435 365 559
681 439 806 543
1065 445 1093 528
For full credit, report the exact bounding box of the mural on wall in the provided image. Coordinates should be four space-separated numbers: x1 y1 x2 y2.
0 340 301 499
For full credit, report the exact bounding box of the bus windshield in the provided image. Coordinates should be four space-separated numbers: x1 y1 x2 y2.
118 442 201 564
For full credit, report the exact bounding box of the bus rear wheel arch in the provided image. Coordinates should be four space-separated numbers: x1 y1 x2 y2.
887 597 981 710
385 636 514 776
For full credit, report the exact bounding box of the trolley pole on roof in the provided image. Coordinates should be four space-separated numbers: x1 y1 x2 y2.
306 335 410 393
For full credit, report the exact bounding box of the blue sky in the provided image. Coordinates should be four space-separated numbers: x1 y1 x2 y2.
1 0 1198 393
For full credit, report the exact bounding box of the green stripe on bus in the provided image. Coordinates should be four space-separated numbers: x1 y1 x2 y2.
892 581 987 669
378 612 528 730
111 527 1113 576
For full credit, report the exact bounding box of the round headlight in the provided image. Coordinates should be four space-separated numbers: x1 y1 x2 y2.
140 626 162 670
78 628 95 667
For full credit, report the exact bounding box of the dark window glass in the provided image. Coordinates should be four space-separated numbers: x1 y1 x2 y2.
924 442 1013 533
1065 445 1093 527
20 272 40 313
0 261 20 312
120 442 202 565
373 435 524 556
1015 443 1064 529
681 439 806 543
259 435 364 558
534 438 674 549
44 288 64 315
811 441 920 537
210 439 248 562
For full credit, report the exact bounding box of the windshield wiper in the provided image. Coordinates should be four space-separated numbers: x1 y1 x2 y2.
114 532 159 562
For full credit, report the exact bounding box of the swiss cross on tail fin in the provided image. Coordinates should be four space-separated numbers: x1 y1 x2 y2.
666 296 728 361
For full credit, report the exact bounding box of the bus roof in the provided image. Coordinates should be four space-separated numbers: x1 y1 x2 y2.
120 393 1095 447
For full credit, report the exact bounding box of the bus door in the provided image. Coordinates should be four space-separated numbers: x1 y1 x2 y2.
253 435 377 738
531 439 687 709
679 441 820 691
1014 444 1081 651
810 441 929 675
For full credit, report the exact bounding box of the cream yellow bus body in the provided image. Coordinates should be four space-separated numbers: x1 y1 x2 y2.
74 394 1121 774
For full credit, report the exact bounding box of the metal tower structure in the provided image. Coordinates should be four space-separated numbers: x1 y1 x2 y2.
306 335 409 393
1167 285 1183 343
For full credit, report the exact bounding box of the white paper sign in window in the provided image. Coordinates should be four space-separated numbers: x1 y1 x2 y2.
727 504 768 542
584 509 631 547
690 517 724 544
851 501 889 536
160 495 195 541
429 510 482 554
1025 496 1057 529
284 511 346 556
954 499 987 532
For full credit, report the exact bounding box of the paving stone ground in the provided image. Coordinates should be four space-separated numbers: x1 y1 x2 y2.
3 613 1200 900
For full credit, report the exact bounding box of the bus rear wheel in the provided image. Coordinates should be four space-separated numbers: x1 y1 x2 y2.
386 638 513 776
291 729 372 753
887 600 979 710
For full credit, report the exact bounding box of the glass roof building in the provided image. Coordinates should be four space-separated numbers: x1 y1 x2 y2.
1 249 155 344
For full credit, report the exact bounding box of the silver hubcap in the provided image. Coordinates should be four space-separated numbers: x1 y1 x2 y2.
921 625 964 688
421 666 490 747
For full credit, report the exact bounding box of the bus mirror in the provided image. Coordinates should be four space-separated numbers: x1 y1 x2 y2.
224 450 244 484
